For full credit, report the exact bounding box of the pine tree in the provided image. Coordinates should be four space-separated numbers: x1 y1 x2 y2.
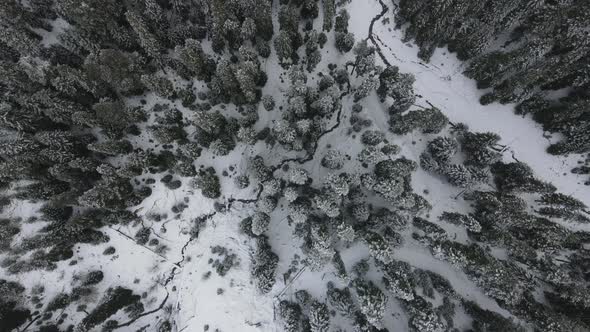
191 167 221 199
441 164 473 188
335 32 355 53
78 174 134 211
126 10 163 65
209 56 262 104
389 108 447 135
353 40 377 77
536 192 589 222
84 49 146 96
335 219 355 244
334 9 349 33
0 135 41 157
439 212 482 233
463 300 525 332
257 196 277 214
491 162 556 193
251 236 278 293
353 279 387 326
327 282 355 316
459 131 502 167
325 173 355 196
237 126 257 145
283 186 299 202
141 74 175 98
249 155 272 181
315 189 342 218
0 102 38 132
361 130 386 146
240 17 256 41
322 0 336 31
305 218 335 270
288 167 310 185
262 178 283 196
358 147 386 165
332 251 348 279
406 298 446 332
0 19 41 57
427 137 457 163
88 140 133 156
349 202 370 223
232 174 249 189
261 95 275 111
363 231 395 263
381 260 416 301
251 211 271 236
274 30 294 65
354 76 378 102
321 150 345 170
209 137 235 156
288 198 311 224
57 0 125 44
149 124 186 144
176 39 216 81
0 157 43 180
16 180 70 201
279 300 302 332
27 89 86 125
375 158 417 180
278 4 301 35
49 64 96 98
309 300 330 332
377 66 416 114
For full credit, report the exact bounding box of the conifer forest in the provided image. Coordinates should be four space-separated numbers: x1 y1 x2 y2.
1 0 590 331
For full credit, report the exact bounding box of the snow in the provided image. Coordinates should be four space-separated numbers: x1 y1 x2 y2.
172 212 275 332
163 1 590 331
34 18 70 47
348 0 589 205
2 1 588 332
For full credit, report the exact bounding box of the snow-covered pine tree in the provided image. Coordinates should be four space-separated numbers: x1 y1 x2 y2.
309 300 330 332
353 279 387 326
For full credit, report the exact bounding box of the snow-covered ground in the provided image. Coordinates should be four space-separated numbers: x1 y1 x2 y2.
171 212 275 332
2 1 588 331
118 1 589 330
348 0 588 204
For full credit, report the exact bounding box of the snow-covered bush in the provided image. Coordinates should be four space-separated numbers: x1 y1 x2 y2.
251 211 271 236
321 150 345 169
